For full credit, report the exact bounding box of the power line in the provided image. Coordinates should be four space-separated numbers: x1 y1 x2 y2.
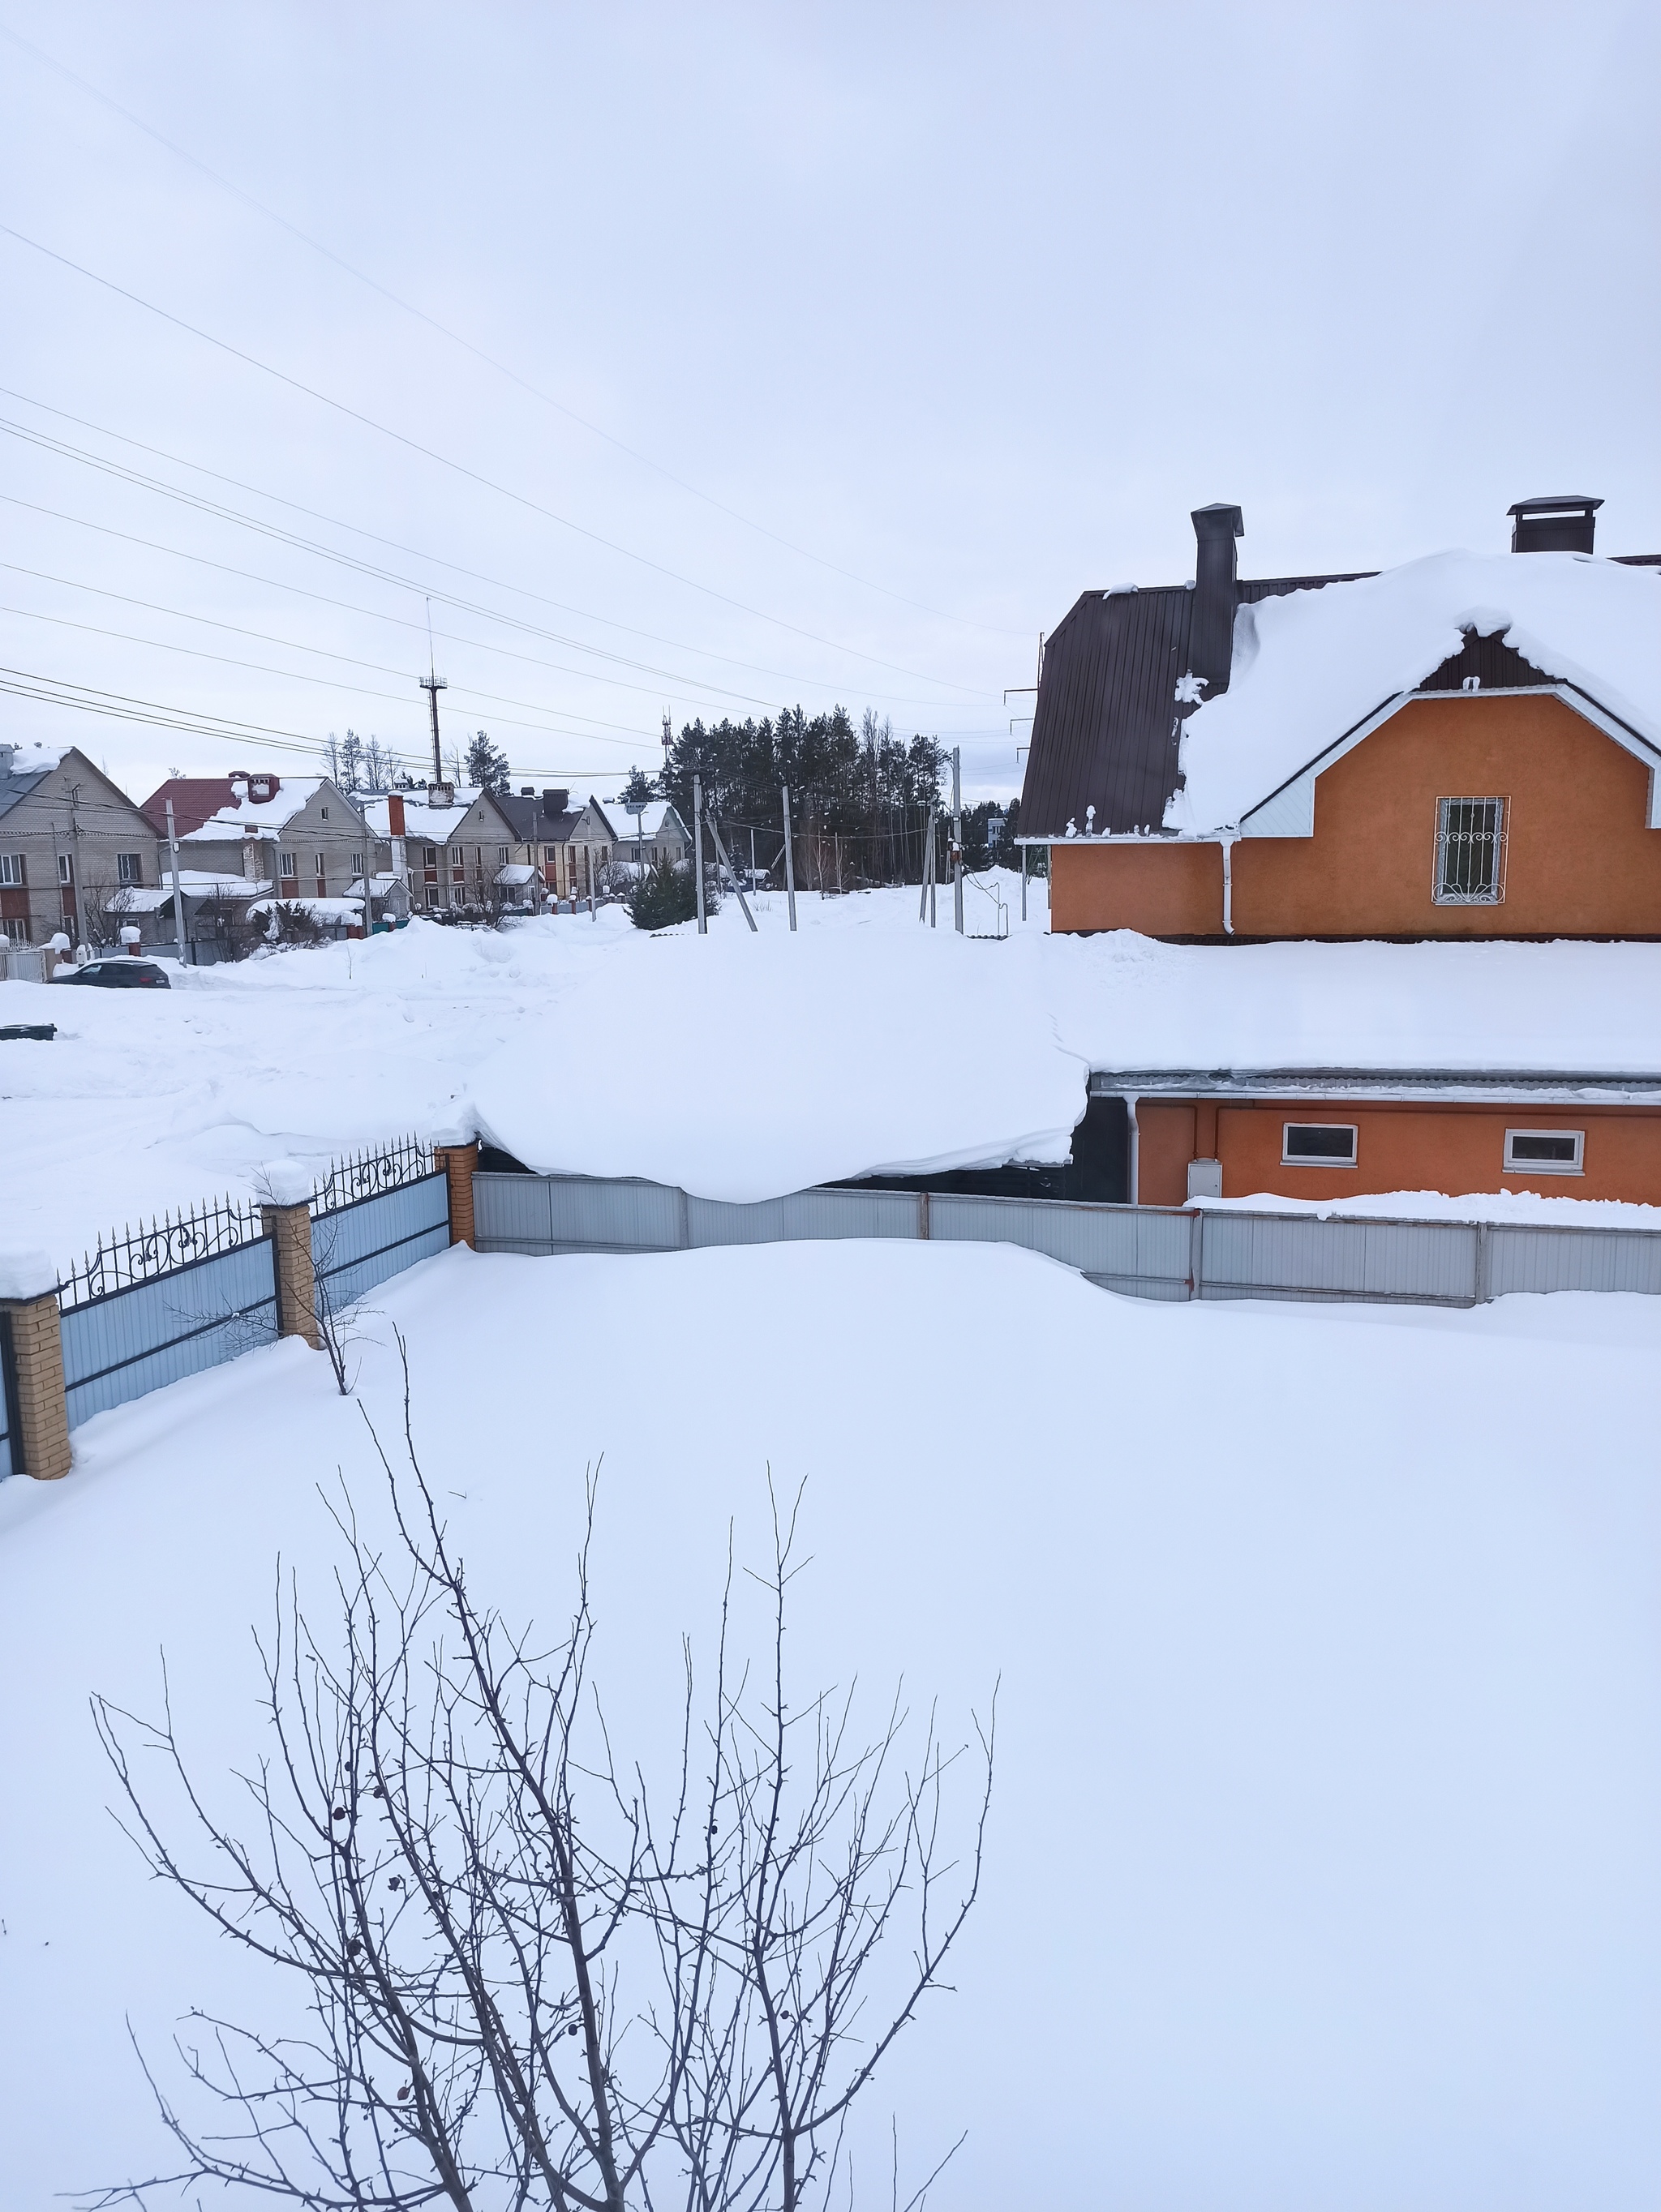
0 398 981 708
0 221 993 698
0 495 773 726
0 666 645 779
0 16 1027 641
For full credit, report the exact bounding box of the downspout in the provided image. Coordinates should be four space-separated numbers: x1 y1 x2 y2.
1220 833 1237 937
1125 1095 1140 1207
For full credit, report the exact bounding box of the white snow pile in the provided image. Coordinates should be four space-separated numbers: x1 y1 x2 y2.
1168 551 1661 832
5 885 1661 1260
1 1244 1657 2206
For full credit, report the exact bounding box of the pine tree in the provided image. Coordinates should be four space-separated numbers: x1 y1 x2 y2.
466 730 510 793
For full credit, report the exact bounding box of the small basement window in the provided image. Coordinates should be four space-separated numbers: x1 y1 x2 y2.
1504 1129 1584 1175
1282 1123 1358 1167
1434 796 1506 904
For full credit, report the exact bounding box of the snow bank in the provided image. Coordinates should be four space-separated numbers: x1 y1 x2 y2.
0 1244 1656 2206
1169 551 1661 830
1191 1186 1661 1228
4 893 1659 1261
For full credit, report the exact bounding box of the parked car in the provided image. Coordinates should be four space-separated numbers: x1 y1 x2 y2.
55 958 173 989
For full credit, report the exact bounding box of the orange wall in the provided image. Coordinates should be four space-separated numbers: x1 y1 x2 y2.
1049 695 1661 938
1234 695 1661 937
1050 840 1221 935
1135 1098 1661 1207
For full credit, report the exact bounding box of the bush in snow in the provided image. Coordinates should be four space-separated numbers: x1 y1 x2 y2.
89 1407 993 2212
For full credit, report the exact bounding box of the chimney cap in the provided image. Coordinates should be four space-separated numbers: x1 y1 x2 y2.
1508 495 1603 517
1191 503 1244 540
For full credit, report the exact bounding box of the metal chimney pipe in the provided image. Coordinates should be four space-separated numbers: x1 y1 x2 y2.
1189 503 1244 697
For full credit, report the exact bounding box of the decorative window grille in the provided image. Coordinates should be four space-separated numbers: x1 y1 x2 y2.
117 852 143 885
1504 1128 1583 1174
1282 1123 1358 1166
0 852 25 885
1434 797 1506 904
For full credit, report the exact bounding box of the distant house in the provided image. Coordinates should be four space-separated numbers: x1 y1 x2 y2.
0 742 163 947
1015 495 1661 1207
357 783 521 914
494 787 586 900
594 797 693 874
101 870 273 962
142 771 373 918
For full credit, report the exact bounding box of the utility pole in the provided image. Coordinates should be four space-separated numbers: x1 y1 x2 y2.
702 809 756 932
781 785 797 931
951 747 964 936
165 799 187 966
693 774 706 934
1020 840 1028 924
918 804 937 923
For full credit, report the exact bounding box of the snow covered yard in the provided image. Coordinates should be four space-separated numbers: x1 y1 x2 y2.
0 1239 1656 2209
6 874 1661 1262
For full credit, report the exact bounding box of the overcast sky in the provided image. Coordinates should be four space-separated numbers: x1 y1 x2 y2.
2 2 1657 806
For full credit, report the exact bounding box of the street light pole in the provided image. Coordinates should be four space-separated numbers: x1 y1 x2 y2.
165 799 187 967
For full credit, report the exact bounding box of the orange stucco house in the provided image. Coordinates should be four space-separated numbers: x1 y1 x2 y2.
1017 497 1661 1207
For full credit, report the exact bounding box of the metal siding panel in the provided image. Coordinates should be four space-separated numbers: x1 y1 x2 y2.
60 1238 278 1426
311 1174 450 1306
547 1177 684 1250
928 1194 1192 1287
474 1172 555 1253
687 1188 919 1246
1488 1226 1661 1297
1198 1213 1478 1303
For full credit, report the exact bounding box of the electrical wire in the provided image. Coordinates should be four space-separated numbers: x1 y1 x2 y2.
0 402 981 709
0 16 1028 641
0 221 994 697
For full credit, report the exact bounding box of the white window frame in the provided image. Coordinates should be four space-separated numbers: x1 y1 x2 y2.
279 851 297 877
1433 795 1507 906
1504 1128 1584 1176
58 851 74 884
351 851 365 876
0 852 24 886
117 851 143 885
1281 1122 1358 1168
312 851 325 877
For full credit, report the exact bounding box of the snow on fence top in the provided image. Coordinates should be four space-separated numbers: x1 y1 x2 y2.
1166 551 1661 834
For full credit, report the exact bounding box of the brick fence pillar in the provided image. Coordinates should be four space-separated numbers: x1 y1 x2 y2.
433 1140 479 1249
260 1201 322 1348
0 1289 73 1481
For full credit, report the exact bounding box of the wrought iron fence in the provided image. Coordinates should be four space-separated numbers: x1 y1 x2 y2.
308 1133 435 1216
56 1192 268 1310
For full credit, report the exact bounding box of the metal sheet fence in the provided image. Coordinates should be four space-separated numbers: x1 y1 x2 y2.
60 1237 279 1429
311 1172 450 1312
474 1172 1661 1308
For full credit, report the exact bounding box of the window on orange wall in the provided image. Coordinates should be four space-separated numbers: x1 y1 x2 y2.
1504 1128 1583 1175
1281 1123 1357 1167
1434 797 1506 904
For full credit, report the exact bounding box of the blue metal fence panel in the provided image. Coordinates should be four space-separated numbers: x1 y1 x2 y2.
311 1172 449 1310
1488 1224 1661 1297
0 1312 15 1478
59 1237 278 1428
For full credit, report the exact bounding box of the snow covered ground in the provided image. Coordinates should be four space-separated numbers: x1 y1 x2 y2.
0 1241 1656 2208
5 872 1661 1264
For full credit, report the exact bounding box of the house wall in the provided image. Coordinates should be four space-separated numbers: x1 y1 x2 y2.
1047 694 1661 940
178 789 369 907
0 754 159 945
1233 694 1661 938
1049 840 1222 935
1132 1096 1661 1207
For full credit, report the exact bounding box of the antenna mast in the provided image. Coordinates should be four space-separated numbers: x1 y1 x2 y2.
420 601 447 785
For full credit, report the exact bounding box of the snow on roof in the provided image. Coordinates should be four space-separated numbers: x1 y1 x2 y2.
599 798 676 839
102 872 272 912
496 864 539 885
350 874 404 896
1167 551 1661 832
247 896 363 920
180 777 328 838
